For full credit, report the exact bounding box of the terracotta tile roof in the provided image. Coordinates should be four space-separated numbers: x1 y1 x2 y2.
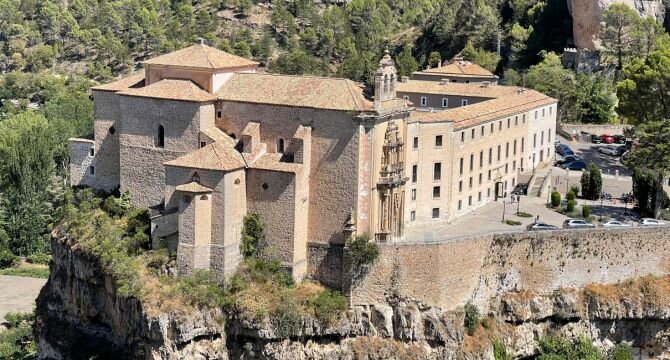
201 127 236 147
410 89 557 129
417 61 497 78
175 181 213 193
91 71 145 92
143 44 258 70
397 81 519 99
249 153 303 173
119 79 217 102
217 73 374 111
164 142 245 171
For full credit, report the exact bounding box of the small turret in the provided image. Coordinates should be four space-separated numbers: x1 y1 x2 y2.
374 48 397 110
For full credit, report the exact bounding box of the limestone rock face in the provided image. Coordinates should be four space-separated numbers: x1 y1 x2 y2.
568 0 666 50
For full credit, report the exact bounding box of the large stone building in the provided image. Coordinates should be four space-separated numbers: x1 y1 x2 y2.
70 44 556 282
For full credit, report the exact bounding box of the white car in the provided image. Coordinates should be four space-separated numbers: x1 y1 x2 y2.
639 218 664 226
598 146 625 156
563 219 596 229
601 220 631 227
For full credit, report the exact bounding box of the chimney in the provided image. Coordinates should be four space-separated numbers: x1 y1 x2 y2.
440 78 450 85
401 76 409 83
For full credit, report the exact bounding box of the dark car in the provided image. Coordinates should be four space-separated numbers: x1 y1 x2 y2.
613 135 626 144
512 184 528 195
561 160 587 171
554 155 581 166
591 134 602 144
555 144 574 156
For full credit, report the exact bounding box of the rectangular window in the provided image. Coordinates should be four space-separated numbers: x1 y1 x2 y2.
513 160 517 170
497 145 501 161
505 164 509 174
435 135 443 147
535 110 538 119
487 188 491 197
469 154 474 171
549 106 553 115
461 132 465 143
411 211 416 221
506 142 509 158
479 173 483 185
523 114 526 123
412 165 417 183
521 159 524 170
479 151 483 168
512 178 516 186
461 99 468 106
468 196 472 206
433 186 441 198
471 128 475 139
521 137 525 152
541 131 544 145
89 148 95 156
507 118 510 128
90 166 95 175
513 140 517 155
499 121 502 130
478 192 482 202
432 208 440 219
469 177 473 188
481 126 484 136
515 116 518 126
533 133 537 147
442 98 448 107
459 157 464 175
488 148 492 164
490 123 494 133
488 170 491 181
421 97 427 106
548 129 552 142
217 111 222 118
413 137 418 149
459 181 463 192
542 108 545 117
458 200 462 210
434 162 442 180
411 189 416 201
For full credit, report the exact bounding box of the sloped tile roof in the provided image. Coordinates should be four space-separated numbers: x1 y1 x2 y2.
397 81 519 99
119 79 217 102
165 142 245 171
217 73 374 111
175 181 213 193
410 89 557 129
418 61 497 78
201 127 236 147
249 153 303 173
143 44 258 70
91 71 145 92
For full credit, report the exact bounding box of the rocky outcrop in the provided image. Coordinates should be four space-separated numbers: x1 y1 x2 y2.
568 0 666 49
35 236 670 359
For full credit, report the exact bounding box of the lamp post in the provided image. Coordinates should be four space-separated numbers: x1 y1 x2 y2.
517 195 521 213
502 200 506 222
600 191 604 222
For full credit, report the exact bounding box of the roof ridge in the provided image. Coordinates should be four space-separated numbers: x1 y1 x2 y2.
200 44 215 68
451 95 552 123
344 79 365 111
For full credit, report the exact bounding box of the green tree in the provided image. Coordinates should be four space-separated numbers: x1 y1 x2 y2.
600 3 639 69
269 50 325 76
617 47 670 124
394 46 418 77
428 51 442 67
461 40 500 72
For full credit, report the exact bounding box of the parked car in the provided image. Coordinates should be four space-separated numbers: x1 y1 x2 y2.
598 146 623 156
601 220 631 227
555 144 574 156
639 218 665 226
561 160 587 171
563 218 596 229
591 134 602 144
512 184 528 195
554 155 581 166
613 135 626 144
527 222 559 231
601 134 615 144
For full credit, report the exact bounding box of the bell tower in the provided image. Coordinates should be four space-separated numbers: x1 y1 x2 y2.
374 48 397 109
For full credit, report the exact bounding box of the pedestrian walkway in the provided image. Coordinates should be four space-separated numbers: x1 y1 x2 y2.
0 275 46 320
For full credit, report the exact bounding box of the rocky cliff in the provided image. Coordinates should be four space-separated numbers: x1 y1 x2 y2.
35 236 670 359
568 0 666 49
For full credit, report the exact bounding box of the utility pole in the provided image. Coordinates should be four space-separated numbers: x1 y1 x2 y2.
497 29 501 57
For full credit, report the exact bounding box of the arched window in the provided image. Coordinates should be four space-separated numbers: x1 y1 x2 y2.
277 138 285 153
155 125 165 148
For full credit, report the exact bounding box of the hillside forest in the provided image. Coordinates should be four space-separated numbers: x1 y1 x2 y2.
0 0 669 259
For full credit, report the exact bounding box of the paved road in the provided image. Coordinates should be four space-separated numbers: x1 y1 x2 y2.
0 275 46 321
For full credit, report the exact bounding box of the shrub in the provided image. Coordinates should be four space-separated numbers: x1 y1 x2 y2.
26 253 51 265
102 192 132 217
0 311 35 359
610 343 633 360
177 271 227 307
0 267 50 278
567 199 576 212
493 339 512 360
538 335 604 360
3 312 33 328
0 250 19 269
241 213 265 258
570 185 580 197
515 211 533 218
272 293 302 338
348 234 379 272
551 192 561 207
566 190 576 201
464 302 480 336
582 205 590 218
307 289 347 325
505 220 522 226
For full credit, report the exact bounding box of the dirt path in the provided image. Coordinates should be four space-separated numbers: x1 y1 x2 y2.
0 275 46 320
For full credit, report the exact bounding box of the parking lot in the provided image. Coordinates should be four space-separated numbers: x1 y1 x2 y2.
554 137 631 176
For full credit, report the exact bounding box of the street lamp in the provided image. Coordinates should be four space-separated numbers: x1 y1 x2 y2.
600 191 605 222
501 200 507 222
517 195 521 213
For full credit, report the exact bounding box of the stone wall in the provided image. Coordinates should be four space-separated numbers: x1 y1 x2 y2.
307 242 344 290
560 123 632 137
351 227 670 310
69 138 95 187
